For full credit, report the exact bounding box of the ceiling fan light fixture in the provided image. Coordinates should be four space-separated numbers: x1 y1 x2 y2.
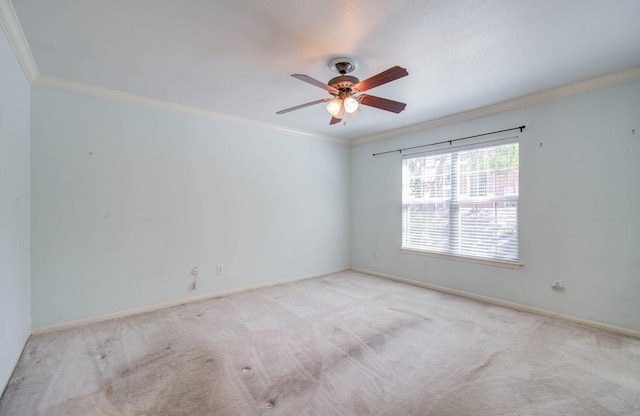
343 96 359 114
326 97 343 117
277 60 408 124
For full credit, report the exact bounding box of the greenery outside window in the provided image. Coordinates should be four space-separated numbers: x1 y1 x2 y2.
402 140 519 264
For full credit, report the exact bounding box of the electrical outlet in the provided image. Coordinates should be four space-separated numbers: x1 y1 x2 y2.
373 252 378 260
552 279 564 292
216 265 223 275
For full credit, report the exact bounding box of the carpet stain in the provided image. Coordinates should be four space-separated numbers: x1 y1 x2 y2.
469 352 499 376
104 347 221 416
387 308 434 322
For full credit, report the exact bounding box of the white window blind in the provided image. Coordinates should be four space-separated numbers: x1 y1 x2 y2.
402 141 519 263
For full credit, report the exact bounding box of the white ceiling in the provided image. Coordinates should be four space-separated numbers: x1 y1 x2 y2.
10 0 640 141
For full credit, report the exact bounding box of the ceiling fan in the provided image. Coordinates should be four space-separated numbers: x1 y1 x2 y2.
276 58 408 125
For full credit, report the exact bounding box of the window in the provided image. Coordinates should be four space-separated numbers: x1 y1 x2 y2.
402 141 519 264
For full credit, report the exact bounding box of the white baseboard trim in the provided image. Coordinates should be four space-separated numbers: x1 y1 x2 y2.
31 268 349 335
1 329 30 397
351 267 640 339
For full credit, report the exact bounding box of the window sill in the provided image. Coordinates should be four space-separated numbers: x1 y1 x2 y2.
401 249 523 269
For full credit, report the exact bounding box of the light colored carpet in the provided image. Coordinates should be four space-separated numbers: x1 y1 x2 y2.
1 271 639 415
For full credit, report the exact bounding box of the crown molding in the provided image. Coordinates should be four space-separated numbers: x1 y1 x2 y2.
33 75 348 145
0 0 39 82
28 66 640 147
351 66 640 146
32 74 349 145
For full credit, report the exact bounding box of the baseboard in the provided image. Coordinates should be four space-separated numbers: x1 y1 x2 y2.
31 266 639 339
32 268 349 335
1 329 30 399
351 267 640 339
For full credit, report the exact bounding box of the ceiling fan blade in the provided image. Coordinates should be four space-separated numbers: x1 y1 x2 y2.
276 98 331 114
359 95 407 113
292 74 339 94
329 116 342 125
352 66 408 92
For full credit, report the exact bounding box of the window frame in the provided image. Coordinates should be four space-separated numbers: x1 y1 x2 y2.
401 138 523 269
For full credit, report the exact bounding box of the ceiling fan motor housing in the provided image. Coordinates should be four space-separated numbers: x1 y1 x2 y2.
328 75 359 94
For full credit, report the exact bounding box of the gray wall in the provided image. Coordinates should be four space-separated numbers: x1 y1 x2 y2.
0 27 31 392
30 87 351 328
352 80 640 331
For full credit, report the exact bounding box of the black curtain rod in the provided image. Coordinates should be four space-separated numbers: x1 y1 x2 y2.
372 125 526 156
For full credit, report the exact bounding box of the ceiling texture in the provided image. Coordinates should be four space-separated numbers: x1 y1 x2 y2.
8 0 640 141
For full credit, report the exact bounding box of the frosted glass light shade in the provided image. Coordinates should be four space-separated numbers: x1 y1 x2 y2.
343 96 359 114
326 98 343 117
